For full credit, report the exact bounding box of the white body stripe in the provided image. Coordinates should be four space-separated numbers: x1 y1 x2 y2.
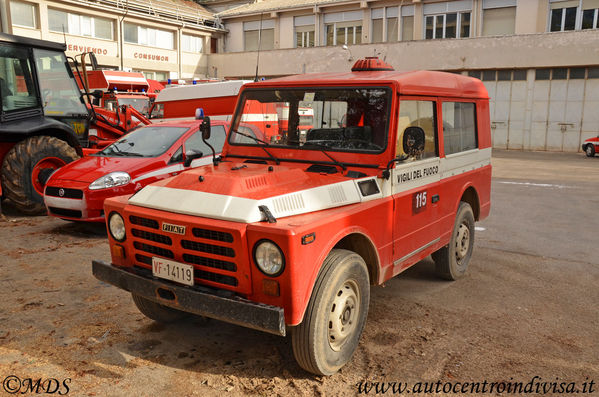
129 177 381 223
131 156 216 184
128 148 491 223
241 113 278 122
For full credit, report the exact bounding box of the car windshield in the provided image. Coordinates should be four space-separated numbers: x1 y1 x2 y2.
95 126 189 157
229 87 391 152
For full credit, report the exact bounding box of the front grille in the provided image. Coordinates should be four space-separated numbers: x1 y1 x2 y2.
129 216 159 229
45 187 83 199
183 253 236 272
132 228 172 245
48 207 82 218
196 269 238 286
129 215 245 292
192 228 234 243
181 240 235 258
135 254 152 265
133 241 174 259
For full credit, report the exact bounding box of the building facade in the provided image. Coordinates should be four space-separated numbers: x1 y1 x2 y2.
210 0 599 152
2 0 598 151
5 0 226 80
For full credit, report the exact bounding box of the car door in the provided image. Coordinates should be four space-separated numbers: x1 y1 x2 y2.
391 98 442 273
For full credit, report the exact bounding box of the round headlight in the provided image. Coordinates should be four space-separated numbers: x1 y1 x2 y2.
253 240 285 276
108 212 126 242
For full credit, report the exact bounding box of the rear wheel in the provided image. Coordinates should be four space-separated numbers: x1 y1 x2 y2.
1 136 79 215
432 202 475 280
585 144 595 157
292 249 370 375
131 293 188 323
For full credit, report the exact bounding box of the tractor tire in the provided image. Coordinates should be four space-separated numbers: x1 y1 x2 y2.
1 136 79 215
131 293 189 323
292 249 370 375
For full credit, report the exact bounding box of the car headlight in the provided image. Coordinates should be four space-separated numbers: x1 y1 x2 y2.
253 240 285 276
90 172 131 190
108 212 126 242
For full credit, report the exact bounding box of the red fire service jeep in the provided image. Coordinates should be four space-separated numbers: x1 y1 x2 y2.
92 58 492 375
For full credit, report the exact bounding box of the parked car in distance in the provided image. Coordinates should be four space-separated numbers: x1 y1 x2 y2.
44 119 230 222
582 136 598 157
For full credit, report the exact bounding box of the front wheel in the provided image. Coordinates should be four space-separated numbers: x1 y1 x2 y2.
292 249 370 375
585 144 595 157
1 136 79 214
432 202 475 281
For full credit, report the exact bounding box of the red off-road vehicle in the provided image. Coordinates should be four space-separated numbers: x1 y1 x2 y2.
93 58 492 375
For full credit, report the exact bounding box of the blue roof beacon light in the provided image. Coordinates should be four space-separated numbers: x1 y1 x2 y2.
195 108 205 120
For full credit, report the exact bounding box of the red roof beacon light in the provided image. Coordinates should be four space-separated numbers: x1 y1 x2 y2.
351 57 394 72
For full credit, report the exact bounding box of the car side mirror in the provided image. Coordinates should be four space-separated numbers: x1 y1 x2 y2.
184 150 204 167
402 126 425 157
201 117 211 140
91 90 103 99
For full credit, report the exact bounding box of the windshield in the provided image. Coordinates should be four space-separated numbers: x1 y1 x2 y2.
229 87 391 152
95 126 189 157
33 49 87 116
118 97 150 115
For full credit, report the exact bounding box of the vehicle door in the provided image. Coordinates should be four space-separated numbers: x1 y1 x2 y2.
391 98 442 273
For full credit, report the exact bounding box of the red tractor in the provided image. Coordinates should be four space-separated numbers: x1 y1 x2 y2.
0 33 148 214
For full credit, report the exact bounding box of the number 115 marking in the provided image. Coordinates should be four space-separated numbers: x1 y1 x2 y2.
412 190 427 214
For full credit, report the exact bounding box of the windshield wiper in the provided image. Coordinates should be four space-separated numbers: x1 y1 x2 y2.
231 129 280 165
301 142 347 171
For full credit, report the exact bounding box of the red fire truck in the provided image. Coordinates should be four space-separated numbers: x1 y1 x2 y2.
93 58 492 375
150 80 249 119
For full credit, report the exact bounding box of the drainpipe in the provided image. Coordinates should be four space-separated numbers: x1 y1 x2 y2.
0 0 12 34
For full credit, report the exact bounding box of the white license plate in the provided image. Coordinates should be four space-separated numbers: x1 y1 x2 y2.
152 257 194 286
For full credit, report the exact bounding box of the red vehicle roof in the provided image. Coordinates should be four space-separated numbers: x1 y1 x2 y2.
245 70 489 100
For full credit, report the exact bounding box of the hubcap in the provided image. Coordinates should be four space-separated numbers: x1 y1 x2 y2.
31 157 66 195
328 280 360 352
455 223 470 261
587 146 593 155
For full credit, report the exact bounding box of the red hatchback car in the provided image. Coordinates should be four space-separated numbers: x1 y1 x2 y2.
43 119 230 222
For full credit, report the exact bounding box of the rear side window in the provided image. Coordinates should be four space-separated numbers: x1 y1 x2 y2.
442 102 477 155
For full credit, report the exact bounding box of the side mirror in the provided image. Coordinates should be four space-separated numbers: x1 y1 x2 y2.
200 117 211 140
184 150 204 167
402 126 425 157
91 90 103 99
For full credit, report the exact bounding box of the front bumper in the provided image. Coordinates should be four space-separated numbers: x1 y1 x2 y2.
92 260 286 336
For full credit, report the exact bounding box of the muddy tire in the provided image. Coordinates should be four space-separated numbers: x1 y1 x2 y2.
1 136 79 215
585 144 595 157
432 202 475 281
292 249 370 375
131 293 188 323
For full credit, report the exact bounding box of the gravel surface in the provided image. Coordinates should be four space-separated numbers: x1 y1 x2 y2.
1 150 597 396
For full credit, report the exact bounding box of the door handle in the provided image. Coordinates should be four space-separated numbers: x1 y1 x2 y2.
432 194 440 203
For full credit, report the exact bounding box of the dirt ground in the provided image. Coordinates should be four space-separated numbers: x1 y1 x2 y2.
0 150 598 396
